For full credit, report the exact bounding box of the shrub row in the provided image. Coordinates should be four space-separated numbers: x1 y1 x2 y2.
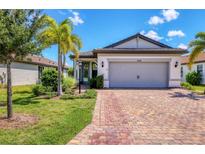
89 75 104 89
32 68 77 96
180 82 193 90
60 89 97 100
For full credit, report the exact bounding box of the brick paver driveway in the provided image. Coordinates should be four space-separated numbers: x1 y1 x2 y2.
68 89 205 144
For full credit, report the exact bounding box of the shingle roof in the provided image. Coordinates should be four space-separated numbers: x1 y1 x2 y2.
16 54 68 68
180 52 205 64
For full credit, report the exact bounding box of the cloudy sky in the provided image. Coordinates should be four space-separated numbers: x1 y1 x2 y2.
42 9 205 65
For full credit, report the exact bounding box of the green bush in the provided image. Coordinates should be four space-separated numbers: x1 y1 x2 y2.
186 71 202 85
41 68 58 91
32 84 47 96
180 82 193 90
60 89 97 100
96 75 104 89
67 67 74 76
83 89 97 98
62 76 76 91
89 78 97 88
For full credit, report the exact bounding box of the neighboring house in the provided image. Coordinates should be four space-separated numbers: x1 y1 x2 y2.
0 54 68 86
72 33 187 88
181 52 205 84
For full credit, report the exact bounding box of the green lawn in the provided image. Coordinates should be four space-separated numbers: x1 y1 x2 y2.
0 85 96 144
191 85 205 94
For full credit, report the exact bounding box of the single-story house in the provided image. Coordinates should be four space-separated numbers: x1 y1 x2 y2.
181 52 205 84
72 33 187 88
0 54 68 86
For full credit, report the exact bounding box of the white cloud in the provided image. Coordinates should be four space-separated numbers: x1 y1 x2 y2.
178 43 188 49
167 30 185 37
162 9 179 22
148 16 164 25
140 30 145 35
165 38 173 42
68 10 84 26
141 30 163 41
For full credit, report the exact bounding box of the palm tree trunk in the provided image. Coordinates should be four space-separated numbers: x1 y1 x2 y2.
57 45 63 96
62 55 66 72
7 61 13 118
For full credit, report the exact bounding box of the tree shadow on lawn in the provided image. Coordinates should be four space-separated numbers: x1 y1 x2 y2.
13 90 31 95
13 95 41 105
168 92 205 101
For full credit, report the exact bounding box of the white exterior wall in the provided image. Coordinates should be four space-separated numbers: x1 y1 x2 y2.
97 54 181 88
181 62 205 84
114 38 161 49
0 62 39 86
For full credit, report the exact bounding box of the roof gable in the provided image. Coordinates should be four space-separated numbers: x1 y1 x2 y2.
104 33 171 49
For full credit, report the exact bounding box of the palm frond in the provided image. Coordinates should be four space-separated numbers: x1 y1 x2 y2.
188 45 205 69
37 27 57 47
195 32 205 40
189 39 205 48
43 16 58 31
71 34 82 49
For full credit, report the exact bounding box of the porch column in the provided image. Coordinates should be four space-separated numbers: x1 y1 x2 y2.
89 61 92 79
73 61 77 79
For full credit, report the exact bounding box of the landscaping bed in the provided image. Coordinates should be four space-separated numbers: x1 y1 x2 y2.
0 85 96 144
181 82 205 95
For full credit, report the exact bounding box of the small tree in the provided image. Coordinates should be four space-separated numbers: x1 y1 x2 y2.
0 10 46 118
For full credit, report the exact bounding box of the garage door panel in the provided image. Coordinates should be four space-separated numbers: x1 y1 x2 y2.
109 62 168 88
110 82 167 88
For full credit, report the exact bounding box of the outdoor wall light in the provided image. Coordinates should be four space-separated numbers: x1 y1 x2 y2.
175 61 178 68
101 61 104 68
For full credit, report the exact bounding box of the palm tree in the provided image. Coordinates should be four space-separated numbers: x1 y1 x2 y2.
62 34 82 71
37 16 81 96
188 32 205 69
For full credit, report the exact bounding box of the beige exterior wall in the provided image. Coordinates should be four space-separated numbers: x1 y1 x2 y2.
181 62 205 84
0 62 39 86
97 54 181 88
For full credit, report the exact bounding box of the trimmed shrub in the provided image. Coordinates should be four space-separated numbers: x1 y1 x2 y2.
83 89 97 99
32 84 46 96
186 71 202 85
60 89 97 100
180 82 193 90
96 75 104 89
41 68 58 91
62 77 76 91
89 78 97 89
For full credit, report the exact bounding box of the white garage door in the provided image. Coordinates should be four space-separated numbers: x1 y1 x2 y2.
109 62 169 88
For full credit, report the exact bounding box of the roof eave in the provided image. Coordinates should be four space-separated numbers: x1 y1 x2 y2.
93 49 187 55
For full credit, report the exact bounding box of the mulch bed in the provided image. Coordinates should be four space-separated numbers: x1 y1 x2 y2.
0 113 39 129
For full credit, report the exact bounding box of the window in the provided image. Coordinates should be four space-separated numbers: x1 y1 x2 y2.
181 67 183 78
197 64 203 76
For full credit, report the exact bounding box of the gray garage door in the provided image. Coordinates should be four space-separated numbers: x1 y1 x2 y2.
109 62 169 88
